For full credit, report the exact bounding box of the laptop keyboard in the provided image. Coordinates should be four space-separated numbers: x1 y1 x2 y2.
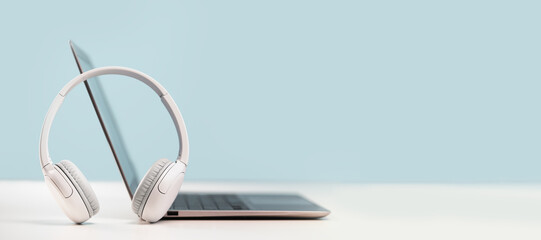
172 193 250 210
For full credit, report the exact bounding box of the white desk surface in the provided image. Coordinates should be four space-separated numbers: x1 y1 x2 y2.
1 181 541 240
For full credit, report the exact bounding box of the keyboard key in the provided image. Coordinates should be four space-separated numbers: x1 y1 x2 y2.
212 196 234 210
174 197 188 210
186 195 203 210
201 195 218 210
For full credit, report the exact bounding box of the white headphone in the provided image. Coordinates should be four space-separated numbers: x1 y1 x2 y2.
39 66 189 223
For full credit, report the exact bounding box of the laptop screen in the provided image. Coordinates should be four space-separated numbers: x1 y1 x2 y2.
70 41 139 197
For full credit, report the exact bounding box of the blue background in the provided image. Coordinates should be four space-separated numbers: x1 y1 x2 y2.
1 0 540 182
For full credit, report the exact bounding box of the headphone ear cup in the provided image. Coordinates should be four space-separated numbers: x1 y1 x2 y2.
131 158 172 220
56 160 100 217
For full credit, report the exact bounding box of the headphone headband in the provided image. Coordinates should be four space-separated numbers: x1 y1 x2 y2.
39 66 189 168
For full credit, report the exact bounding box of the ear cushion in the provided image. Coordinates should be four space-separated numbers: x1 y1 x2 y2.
56 160 100 216
131 158 172 218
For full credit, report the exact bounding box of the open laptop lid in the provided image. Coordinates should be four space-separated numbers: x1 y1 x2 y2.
69 41 331 219
69 41 139 198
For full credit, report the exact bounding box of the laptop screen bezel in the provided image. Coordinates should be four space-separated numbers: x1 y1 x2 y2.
69 40 137 198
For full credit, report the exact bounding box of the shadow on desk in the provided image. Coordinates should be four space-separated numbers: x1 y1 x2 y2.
10 219 96 226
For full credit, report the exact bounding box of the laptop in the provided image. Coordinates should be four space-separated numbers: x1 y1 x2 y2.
69 41 330 219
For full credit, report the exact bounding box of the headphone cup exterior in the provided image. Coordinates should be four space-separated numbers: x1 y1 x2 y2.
56 160 100 217
131 158 172 218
